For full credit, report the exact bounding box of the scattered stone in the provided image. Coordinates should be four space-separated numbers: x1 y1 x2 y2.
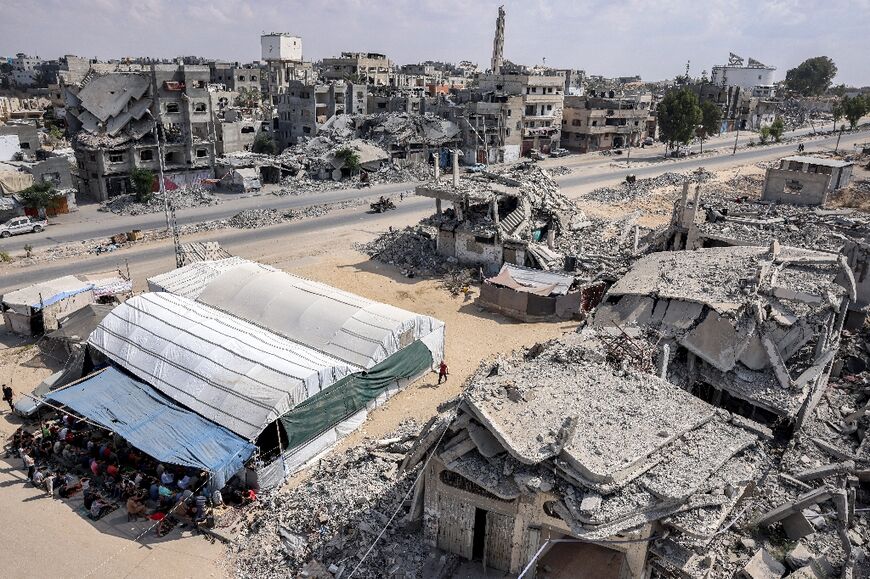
786 543 815 570
738 548 786 579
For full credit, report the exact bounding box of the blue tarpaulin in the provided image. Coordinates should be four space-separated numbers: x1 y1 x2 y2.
48 367 255 490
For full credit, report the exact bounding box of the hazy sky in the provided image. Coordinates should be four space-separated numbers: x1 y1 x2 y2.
1 0 868 85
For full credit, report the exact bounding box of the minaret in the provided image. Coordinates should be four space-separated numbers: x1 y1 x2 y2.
491 5 505 75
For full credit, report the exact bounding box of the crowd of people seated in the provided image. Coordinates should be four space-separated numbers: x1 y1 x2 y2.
3 410 257 536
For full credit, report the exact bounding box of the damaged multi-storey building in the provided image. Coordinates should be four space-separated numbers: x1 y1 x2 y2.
415 162 583 273
65 65 216 200
274 81 366 148
592 243 854 432
475 73 565 155
561 93 655 153
419 338 767 577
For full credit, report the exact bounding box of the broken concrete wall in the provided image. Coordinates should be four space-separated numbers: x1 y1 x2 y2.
762 168 832 206
454 230 503 272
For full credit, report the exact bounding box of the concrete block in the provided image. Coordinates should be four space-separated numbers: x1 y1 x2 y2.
785 543 815 570
738 548 786 579
794 460 855 481
785 567 821 579
782 512 815 540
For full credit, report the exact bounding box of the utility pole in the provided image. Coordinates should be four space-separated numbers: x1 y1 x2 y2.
732 124 740 155
834 124 844 153
145 108 170 231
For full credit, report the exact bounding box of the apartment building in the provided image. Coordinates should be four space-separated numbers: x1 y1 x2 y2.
66 65 215 201
561 93 653 152
274 81 366 148
321 52 393 86
477 73 564 155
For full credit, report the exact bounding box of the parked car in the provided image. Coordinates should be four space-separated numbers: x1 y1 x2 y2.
550 148 570 158
643 137 655 146
13 370 65 417
529 149 546 161
466 163 487 173
0 216 46 238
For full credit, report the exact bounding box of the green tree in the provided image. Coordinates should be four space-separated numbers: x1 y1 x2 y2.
235 87 262 109
252 132 277 155
769 117 785 142
840 95 869 129
785 56 837 96
832 100 845 132
657 88 702 153
334 148 361 174
130 167 155 203
698 100 722 153
18 181 59 217
758 126 772 144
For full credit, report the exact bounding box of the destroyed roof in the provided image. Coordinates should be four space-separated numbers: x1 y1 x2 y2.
466 354 719 486
437 339 764 541
486 263 575 296
147 258 445 369
87 292 357 441
74 73 151 124
605 245 850 315
779 156 854 168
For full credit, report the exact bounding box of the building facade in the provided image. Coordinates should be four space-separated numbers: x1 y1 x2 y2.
477 73 564 155
561 93 652 152
66 65 216 201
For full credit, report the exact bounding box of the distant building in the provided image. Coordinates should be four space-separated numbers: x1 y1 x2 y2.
65 65 216 201
477 73 565 155
561 93 653 152
711 53 776 96
209 62 262 93
261 33 316 97
274 81 366 149
321 52 394 86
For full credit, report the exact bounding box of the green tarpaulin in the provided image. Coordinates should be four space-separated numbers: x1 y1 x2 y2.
279 340 433 450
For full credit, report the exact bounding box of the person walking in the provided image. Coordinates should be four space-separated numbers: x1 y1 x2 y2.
438 361 449 385
2 384 13 412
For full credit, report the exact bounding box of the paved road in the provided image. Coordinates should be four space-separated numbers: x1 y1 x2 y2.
1 128 868 294
0 197 432 294
0 181 415 253
3 127 867 255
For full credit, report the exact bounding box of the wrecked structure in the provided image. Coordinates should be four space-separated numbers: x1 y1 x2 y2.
65 65 216 201
274 81 366 148
477 263 604 322
422 340 766 576
663 175 870 328
593 244 854 432
762 156 855 206
476 73 565 155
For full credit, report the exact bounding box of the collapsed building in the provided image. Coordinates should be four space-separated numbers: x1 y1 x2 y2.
562 93 655 153
663 175 870 328
64 65 216 201
420 339 767 577
592 244 854 432
415 162 583 273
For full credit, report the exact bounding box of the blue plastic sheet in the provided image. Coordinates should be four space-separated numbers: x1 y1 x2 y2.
48 367 255 490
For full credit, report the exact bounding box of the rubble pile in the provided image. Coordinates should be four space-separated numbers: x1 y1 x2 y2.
226 209 285 229
585 170 714 203
232 421 443 579
696 194 870 252
99 186 221 215
547 165 574 176
557 213 654 280
355 225 445 275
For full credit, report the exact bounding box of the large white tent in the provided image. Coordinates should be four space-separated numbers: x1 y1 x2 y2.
147 259 445 369
88 291 357 441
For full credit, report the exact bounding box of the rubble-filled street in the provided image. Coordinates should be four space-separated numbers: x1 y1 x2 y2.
2 3 870 579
